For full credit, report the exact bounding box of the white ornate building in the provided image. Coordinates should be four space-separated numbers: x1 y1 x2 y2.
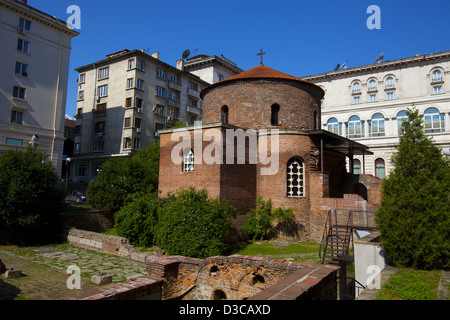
302 50 450 178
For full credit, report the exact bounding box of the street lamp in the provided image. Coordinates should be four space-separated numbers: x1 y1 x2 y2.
65 157 71 192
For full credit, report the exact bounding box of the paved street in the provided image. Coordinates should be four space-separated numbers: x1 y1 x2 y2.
0 243 147 300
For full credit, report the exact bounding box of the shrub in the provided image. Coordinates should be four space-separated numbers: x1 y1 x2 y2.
155 187 237 259
376 108 450 270
87 142 159 214
0 146 64 245
114 193 160 247
242 196 295 240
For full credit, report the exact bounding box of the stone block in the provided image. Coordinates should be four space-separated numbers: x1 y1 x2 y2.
4 268 22 279
91 273 113 285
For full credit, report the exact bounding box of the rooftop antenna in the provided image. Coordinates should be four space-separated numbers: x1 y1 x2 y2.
375 52 384 63
334 64 340 71
182 49 190 60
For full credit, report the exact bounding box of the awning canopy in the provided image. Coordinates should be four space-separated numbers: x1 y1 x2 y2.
309 130 373 156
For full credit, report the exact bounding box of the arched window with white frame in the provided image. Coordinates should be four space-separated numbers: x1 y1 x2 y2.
397 110 408 136
327 118 341 136
183 148 194 172
287 157 304 197
370 113 385 137
424 107 445 133
375 158 385 179
432 70 442 83
347 115 363 138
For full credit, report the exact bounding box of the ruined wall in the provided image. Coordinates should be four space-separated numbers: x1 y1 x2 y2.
146 255 338 301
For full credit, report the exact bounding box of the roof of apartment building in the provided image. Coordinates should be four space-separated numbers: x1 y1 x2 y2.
185 54 244 74
0 0 79 36
302 49 450 81
75 48 209 85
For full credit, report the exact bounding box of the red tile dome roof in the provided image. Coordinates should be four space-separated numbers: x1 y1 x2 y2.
200 64 323 99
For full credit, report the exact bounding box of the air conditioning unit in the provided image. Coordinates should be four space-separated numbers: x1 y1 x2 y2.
167 116 172 121
155 132 159 137
95 96 100 102
136 128 142 134
17 27 25 34
137 108 142 113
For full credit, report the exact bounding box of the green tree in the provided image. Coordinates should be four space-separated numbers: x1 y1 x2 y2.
242 196 295 240
115 193 160 247
376 108 450 270
155 187 237 258
0 146 64 245
87 142 160 214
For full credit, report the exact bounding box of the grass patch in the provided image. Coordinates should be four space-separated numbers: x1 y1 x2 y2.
101 228 118 236
376 268 442 300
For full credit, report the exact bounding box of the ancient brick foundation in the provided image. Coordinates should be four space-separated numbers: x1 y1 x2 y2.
146 255 339 300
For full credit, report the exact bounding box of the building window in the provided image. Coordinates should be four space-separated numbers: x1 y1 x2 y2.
424 107 445 133
353 96 360 104
93 140 104 152
79 73 85 83
219 74 224 81
94 121 105 133
126 78 134 89
98 85 108 97
124 137 132 149
10 110 23 124
183 149 194 172
432 70 442 83
221 106 229 124
287 158 304 197
385 77 395 89
154 105 165 116
189 82 198 91
433 86 442 95
96 103 106 113
124 117 131 128
136 98 143 109
387 92 394 100
74 143 80 154
327 118 341 135
168 90 179 101
19 18 31 31
352 82 361 94
397 110 408 135
128 59 135 70
375 158 385 179
353 159 361 175
17 39 29 53
137 60 145 71
368 80 377 92
136 79 144 90
347 115 363 138
370 113 385 137
133 138 141 150
369 94 377 102
134 118 142 129
271 104 280 126
157 68 166 79
98 67 109 80
169 74 178 83
13 86 26 99
156 86 165 97
15 62 28 77
6 138 23 146
78 90 84 100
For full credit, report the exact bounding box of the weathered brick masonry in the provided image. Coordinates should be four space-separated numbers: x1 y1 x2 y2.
158 64 382 242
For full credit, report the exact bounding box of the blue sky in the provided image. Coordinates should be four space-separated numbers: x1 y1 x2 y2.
32 0 450 117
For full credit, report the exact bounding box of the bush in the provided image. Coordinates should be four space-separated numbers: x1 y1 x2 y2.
376 108 450 270
87 142 159 214
0 146 64 245
242 196 295 240
115 193 160 247
155 188 237 259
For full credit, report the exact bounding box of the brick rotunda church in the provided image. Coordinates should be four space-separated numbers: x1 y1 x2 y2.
158 63 382 241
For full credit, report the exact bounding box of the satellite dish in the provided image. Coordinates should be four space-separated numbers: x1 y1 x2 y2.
334 64 340 71
375 52 384 63
182 49 190 59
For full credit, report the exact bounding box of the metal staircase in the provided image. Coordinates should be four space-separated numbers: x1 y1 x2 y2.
319 210 376 265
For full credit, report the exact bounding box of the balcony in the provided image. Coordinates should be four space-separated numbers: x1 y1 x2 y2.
187 87 200 98
168 98 180 108
187 105 201 115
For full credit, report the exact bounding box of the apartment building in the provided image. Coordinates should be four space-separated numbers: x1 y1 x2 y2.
70 49 210 183
184 54 244 84
0 0 79 177
302 50 450 178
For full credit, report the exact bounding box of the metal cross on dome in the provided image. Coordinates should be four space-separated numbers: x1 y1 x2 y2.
257 49 266 65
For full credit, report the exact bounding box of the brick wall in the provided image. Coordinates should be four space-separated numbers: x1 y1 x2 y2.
145 255 338 300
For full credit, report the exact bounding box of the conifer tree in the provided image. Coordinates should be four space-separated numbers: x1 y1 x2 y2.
376 108 449 270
